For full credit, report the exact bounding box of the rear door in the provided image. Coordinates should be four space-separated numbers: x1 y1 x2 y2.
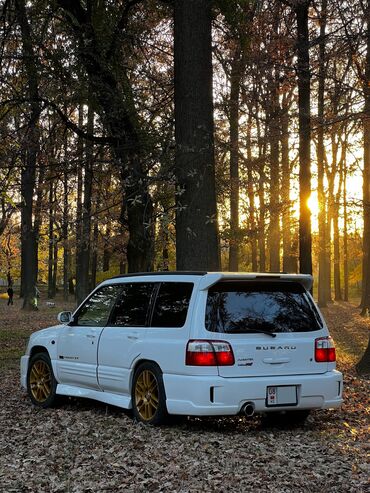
97 282 155 395
204 281 328 377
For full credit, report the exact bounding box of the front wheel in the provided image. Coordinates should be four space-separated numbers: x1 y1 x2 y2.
27 352 57 408
131 362 169 425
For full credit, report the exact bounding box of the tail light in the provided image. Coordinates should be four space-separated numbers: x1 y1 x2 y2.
186 340 235 366
315 336 336 362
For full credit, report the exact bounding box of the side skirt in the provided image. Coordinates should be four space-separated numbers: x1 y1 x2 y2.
56 384 132 409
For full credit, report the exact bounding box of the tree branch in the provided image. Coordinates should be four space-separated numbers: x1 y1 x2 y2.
107 0 143 60
56 0 87 27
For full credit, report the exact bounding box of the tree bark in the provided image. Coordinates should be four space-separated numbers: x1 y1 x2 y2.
246 125 258 271
333 197 342 301
258 168 266 272
333 144 345 301
103 224 111 272
63 167 69 301
268 15 281 273
174 0 220 271
90 219 99 289
257 112 266 272
317 0 328 306
343 164 349 302
47 181 55 299
16 0 41 310
357 0 370 375
229 49 243 271
76 98 93 305
296 2 312 275
281 94 292 272
75 104 84 297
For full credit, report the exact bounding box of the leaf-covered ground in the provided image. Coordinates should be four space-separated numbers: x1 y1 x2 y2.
0 297 369 492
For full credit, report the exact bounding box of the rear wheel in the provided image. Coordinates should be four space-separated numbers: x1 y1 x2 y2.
132 362 168 425
27 352 57 408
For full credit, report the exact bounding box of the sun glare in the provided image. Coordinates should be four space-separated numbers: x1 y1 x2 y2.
307 193 318 216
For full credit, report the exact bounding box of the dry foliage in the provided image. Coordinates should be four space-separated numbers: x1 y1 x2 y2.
0 297 369 492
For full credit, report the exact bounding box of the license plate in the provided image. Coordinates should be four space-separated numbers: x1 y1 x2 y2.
266 385 298 407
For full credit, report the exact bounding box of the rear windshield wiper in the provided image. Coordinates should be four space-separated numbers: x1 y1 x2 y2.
229 321 277 338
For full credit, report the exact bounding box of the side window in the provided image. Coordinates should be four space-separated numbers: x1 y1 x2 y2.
110 283 155 327
75 285 122 327
151 282 193 328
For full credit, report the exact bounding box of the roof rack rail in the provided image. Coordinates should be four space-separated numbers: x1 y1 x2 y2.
108 271 207 280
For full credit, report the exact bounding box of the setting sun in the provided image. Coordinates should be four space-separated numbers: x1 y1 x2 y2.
307 193 318 216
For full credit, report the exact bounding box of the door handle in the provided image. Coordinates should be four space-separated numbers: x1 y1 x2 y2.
263 357 290 364
127 332 139 340
86 334 95 339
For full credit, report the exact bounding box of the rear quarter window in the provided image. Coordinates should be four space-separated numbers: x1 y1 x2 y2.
205 281 322 334
151 282 193 328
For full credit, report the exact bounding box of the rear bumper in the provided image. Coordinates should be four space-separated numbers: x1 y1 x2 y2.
164 370 343 416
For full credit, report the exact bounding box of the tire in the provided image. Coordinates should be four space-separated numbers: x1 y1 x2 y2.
131 362 169 425
27 352 57 408
262 410 310 427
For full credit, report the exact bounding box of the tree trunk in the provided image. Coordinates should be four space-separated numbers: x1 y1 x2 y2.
76 99 93 305
325 187 333 302
268 40 280 272
63 167 69 301
103 224 111 272
16 0 41 310
357 0 370 375
317 0 328 306
47 181 55 299
174 0 220 271
333 198 342 301
52 239 58 296
296 2 312 275
75 104 84 299
90 213 99 289
281 96 292 273
334 144 345 301
343 164 349 302
246 122 257 271
229 50 243 271
258 168 266 272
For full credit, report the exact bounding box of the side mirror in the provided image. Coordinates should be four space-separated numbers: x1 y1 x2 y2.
57 311 73 324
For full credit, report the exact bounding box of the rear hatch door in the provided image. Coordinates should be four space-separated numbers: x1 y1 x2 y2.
204 280 328 377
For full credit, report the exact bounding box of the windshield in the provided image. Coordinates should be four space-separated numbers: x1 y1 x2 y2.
205 281 322 334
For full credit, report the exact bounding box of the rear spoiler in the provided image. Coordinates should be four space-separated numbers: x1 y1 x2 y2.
198 273 313 292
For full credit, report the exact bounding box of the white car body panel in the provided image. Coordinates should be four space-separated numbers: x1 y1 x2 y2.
20 272 343 417
56 325 103 390
97 326 145 394
164 370 343 415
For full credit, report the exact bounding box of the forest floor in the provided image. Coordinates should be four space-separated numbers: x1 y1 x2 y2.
0 295 369 492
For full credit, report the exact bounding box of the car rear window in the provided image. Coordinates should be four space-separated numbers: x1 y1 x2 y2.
205 281 322 334
151 282 193 328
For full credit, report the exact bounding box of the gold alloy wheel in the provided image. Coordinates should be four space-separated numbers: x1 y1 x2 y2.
135 369 159 421
29 360 52 403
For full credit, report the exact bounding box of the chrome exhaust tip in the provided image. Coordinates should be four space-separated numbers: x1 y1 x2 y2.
242 402 255 417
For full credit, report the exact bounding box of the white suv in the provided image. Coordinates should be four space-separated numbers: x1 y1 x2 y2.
20 272 343 425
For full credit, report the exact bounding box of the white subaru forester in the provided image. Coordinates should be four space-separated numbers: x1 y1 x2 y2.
21 272 343 425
